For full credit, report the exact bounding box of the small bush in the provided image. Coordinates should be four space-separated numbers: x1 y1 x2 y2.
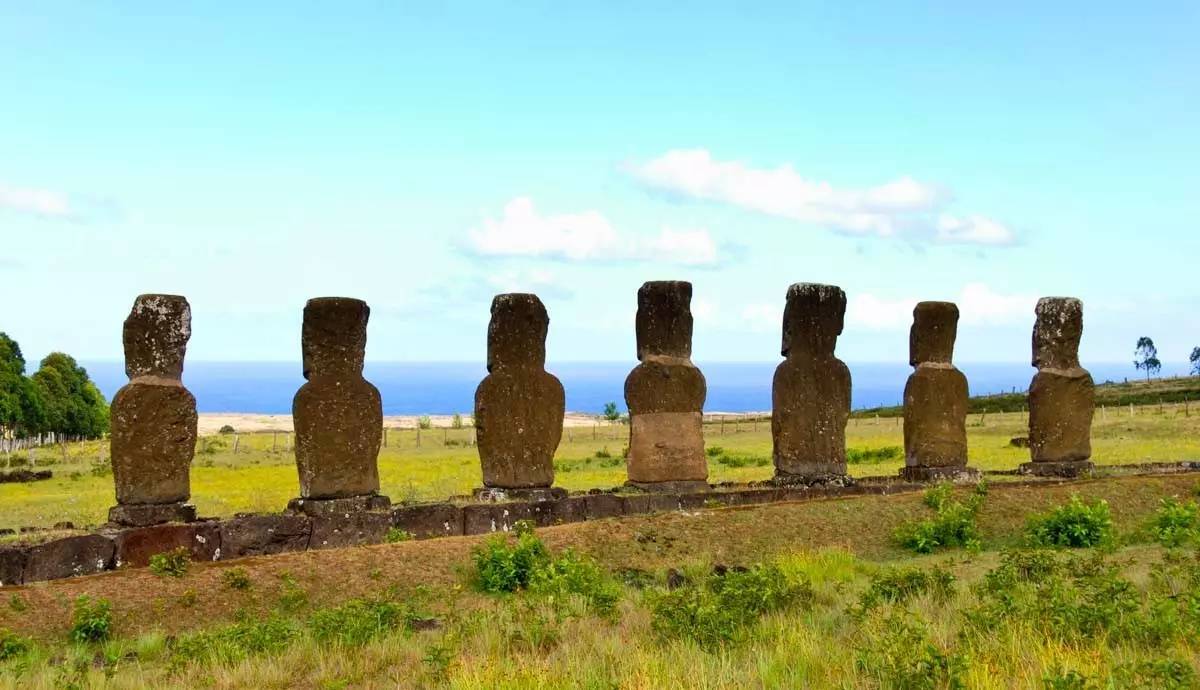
386 528 414 544
1113 659 1197 689
451 413 464 429
705 446 725 458
218 424 236 434
650 563 813 647
8 594 26 613
893 483 987 554
0 628 30 661
222 567 252 590
417 415 432 430
1151 497 1199 547
172 614 300 666
69 595 112 644
854 565 955 615
854 611 967 689
714 453 770 468
276 573 308 613
1026 495 1114 548
594 447 612 459
308 594 418 647
846 446 903 465
528 550 622 618
472 530 551 594
148 547 190 578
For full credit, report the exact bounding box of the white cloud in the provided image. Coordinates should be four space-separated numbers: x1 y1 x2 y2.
936 214 1015 245
468 196 719 266
0 182 71 218
847 283 1034 330
741 303 782 333
629 149 1015 246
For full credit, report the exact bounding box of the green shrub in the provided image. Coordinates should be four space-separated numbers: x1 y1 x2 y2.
854 565 955 615
8 594 27 613
846 446 903 465
308 595 417 647
714 453 770 468
854 611 967 689
1113 659 1197 689
650 563 813 647
417 415 432 429
1026 495 1114 548
172 614 300 666
451 413 464 429
1041 668 1096 690
218 424 235 434
276 573 308 613
528 549 622 618
1151 497 1199 547
69 595 112 644
0 628 31 661
386 528 414 544
222 567 252 590
705 446 725 458
472 529 551 594
148 547 190 578
594 447 612 459
893 483 987 554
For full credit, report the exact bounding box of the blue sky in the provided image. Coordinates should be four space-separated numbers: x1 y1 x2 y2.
2 2 1197 368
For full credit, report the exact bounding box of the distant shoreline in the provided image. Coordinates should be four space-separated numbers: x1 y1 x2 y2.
195 411 771 435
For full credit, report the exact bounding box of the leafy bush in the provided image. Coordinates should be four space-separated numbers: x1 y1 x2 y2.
451 413 464 429
650 563 813 647
853 565 955 615
714 453 770 468
0 628 30 661
308 594 418 647
1025 495 1114 548
1151 497 1199 547
846 446 903 465
528 550 623 618
148 547 190 578
594 447 612 459
218 424 235 434
705 446 724 458
1113 659 1197 689
417 415 432 429
854 611 967 689
276 573 308 613
386 528 414 544
222 567 252 590
69 595 112 644
471 528 550 594
172 614 300 666
893 483 987 554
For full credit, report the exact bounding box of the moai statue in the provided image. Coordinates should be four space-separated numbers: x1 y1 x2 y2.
109 294 199 526
288 297 389 514
624 281 708 492
1021 297 1095 477
772 283 852 484
474 294 566 502
900 302 979 481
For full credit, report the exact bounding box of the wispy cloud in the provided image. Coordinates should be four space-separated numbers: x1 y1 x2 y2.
467 196 719 266
628 149 1016 246
0 182 72 218
847 282 1035 330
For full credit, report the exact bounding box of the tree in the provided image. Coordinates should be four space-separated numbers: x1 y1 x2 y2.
1191 347 1200 376
30 353 109 438
0 333 46 438
1133 337 1161 381
602 401 621 423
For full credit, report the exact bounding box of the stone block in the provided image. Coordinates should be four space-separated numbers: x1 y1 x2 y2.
219 514 312 558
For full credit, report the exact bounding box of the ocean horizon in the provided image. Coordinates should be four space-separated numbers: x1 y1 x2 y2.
78 360 1178 416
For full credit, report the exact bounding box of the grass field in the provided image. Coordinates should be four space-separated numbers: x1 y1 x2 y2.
1 402 1198 531
0 473 1198 688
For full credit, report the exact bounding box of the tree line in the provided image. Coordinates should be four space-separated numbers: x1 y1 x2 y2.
1133 337 1200 380
0 332 109 440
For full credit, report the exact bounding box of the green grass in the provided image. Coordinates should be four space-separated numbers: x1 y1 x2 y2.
1 475 1200 688
2 402 1200 530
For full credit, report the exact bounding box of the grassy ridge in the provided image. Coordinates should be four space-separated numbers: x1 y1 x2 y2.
853 374 1200 417
0 473 1197 688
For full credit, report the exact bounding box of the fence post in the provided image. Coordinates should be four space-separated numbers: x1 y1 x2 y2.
416 427 421 448
232 434 240 454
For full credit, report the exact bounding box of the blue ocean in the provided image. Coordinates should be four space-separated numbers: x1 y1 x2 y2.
79 361 1154 415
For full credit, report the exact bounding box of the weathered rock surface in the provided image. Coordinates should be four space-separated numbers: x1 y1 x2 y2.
624 282 708 488
901 302 975 480
219 514 312 557
475 294 565 489
772 283 851 481
1022 298 1094 477
24 534 114 582
390 503 464 539
109 295 198 524
293 297 384 500
111 522 220 568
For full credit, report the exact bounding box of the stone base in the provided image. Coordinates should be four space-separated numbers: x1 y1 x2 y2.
108 502 196 527
898 466 982 483
286 494 391 517
770 472 853 488
473 487 568 503
1019 460 1095 478
625 479 711 494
